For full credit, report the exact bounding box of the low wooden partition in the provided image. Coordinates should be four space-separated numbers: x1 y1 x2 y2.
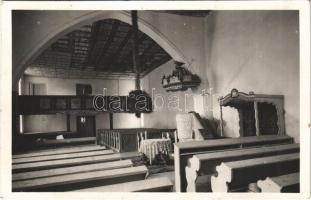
174 135 294 192
97 128 176 152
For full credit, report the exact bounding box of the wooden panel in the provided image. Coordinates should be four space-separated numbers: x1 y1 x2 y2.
211 153 299 192
75 177 173 192
13 152 139 173
13 149 114 164
185 143 299 192
13 165 148 191
13 160 133 181
257 172 299 193
13 145 106 159
174 135 293 192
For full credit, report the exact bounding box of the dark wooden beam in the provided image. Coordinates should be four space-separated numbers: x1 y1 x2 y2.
109 113 113 130
83 21 101 69
68 33 76 69
105 30 132 71
95 21 120 71
66 114 71 132
131 11 140 90
118 34 147 72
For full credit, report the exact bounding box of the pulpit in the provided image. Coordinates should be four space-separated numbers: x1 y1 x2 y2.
219 89 285 136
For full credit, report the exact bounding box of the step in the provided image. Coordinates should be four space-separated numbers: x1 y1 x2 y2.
13 159 133 181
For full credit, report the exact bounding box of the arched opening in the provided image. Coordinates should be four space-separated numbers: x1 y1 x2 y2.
13 11 187 86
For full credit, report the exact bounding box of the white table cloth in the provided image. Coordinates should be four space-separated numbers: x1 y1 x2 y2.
139 138 171 165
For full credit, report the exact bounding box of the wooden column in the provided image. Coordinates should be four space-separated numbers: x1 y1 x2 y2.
66 114 71 132
131 11 140 90
109 113 113 130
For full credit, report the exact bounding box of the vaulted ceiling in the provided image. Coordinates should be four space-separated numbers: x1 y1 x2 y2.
25 19 172 79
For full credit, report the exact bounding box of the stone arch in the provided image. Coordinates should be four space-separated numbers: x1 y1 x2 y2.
13 11 187 86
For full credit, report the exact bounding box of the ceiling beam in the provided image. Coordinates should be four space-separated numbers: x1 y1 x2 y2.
94 21 120 71
117 33 148 72
82 21 101 69
105 29 132 71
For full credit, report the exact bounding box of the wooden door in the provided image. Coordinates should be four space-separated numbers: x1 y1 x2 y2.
76 116 96 137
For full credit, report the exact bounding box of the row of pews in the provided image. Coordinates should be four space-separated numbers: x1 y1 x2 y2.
12 143 173 192
174 135 300 192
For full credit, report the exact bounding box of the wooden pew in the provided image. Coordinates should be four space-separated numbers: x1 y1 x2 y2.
185 143 299 192
13 159 133 181
13 149 114 164
33 137 96 148
211 153 299 192
74 177 173 192
257 172 299 193
174 135 293 192
13 152 139 173
13 165 148 191
13 145 107 159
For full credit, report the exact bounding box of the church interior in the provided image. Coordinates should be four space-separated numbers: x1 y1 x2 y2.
11 10 300 192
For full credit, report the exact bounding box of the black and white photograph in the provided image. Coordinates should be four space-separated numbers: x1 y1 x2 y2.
0 1 310 199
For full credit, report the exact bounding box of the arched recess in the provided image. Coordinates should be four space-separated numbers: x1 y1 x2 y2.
13 10 188 87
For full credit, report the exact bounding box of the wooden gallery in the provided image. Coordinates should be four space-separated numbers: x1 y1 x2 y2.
11 10 300 193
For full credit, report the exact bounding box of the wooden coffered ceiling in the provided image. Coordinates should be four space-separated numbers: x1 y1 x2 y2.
26 19 172 79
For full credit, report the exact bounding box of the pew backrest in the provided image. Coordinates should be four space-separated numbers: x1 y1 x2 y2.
174 135 294 192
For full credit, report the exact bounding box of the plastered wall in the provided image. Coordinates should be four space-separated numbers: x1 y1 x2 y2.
204 11 300 142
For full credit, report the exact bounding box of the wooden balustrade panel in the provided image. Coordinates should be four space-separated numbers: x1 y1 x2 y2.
96 128 175 152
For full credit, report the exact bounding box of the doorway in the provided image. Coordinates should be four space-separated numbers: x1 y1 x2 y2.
76 116 96 137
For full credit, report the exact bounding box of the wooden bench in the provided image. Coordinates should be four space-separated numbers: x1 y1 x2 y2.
185 143 299 192
13 145 107 159
211 153 299 192
13 165 148 191
33 137 96 148
257 172 299 193
13 149 114 164
13 152 139 173
174 135 293 192
74 177 173 192
13 159 133 181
